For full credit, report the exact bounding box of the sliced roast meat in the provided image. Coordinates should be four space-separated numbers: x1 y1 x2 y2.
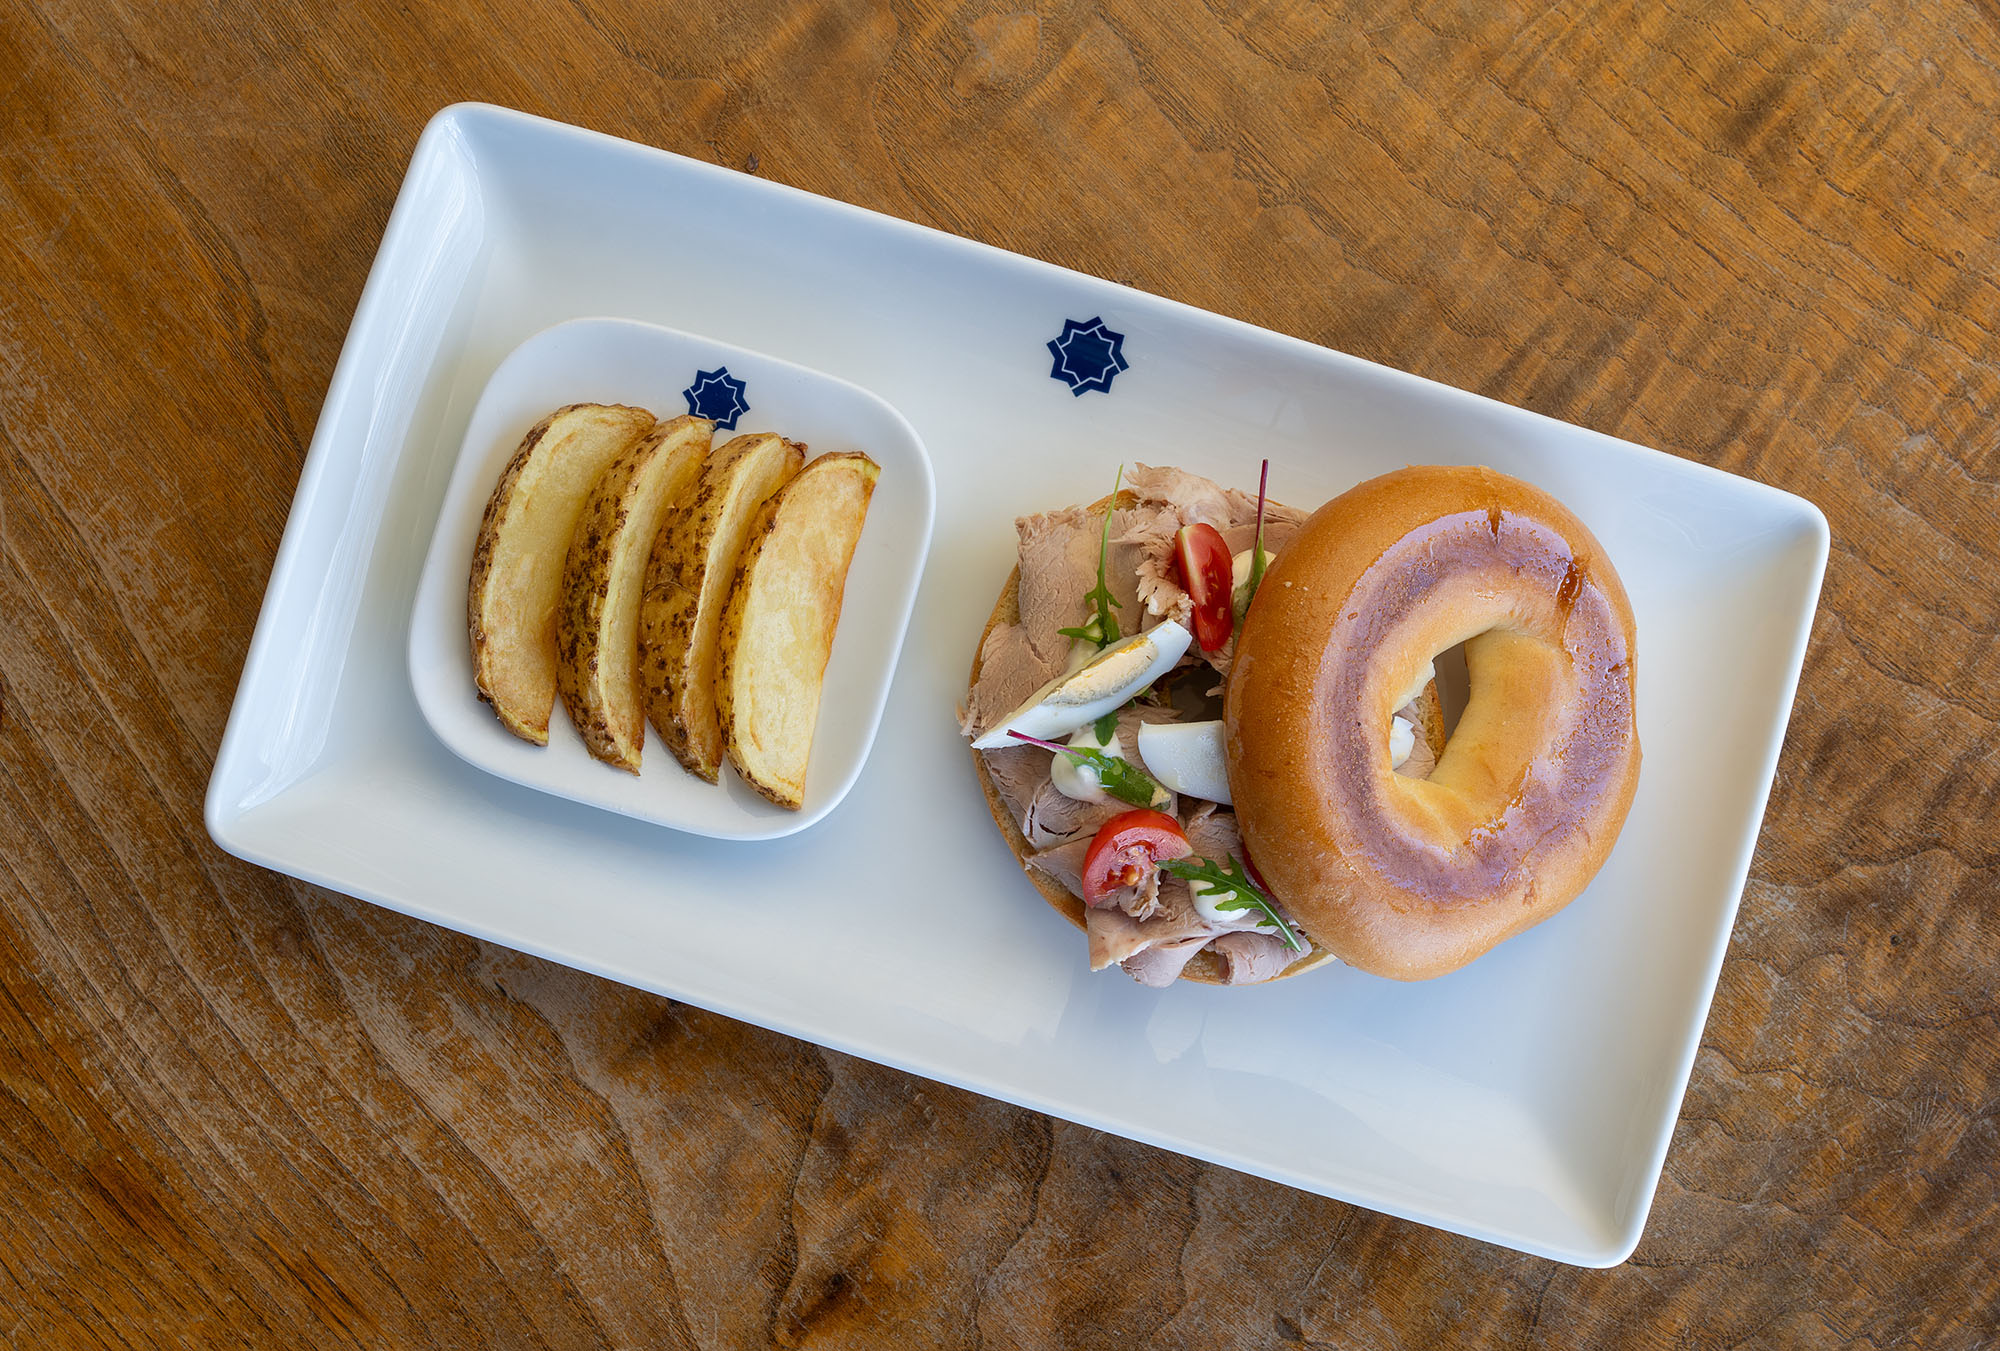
1115 498 1197 627
1103 866 1163 920
1014 505 1148 667
1112 503 1197 634
1118 465 1308 674
1085 875 1216 970
1024 838 1162 918
1025 837 1090 896
1018 781 1146 850
1009 703 1188 850
1112 501 1183 551
1212 931 1307 985
980 744 1049 828
1020 778 1189 852
1014 506 1101 666
1024 794 1318 982
1183 800 1241 862
1122 870 1165 921
1216 518 1303 556
964 621 1059 739
981 466 1311 732
1120 936 1210 987
1127 461 1307 533
1125 463 1243 528
1392 697 1440 780
1130 545 1196 629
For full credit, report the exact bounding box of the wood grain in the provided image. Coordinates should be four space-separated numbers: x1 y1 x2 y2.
2 0 1996 1345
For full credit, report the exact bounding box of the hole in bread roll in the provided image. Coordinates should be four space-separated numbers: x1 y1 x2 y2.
1387 640 1472 775
1433 640 1470 739
1425 624 1570 815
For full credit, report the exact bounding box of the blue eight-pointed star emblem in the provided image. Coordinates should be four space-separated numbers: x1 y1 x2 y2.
682 366 750 429
1047 317 1129 396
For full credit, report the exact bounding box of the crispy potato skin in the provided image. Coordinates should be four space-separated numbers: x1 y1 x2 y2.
640 432 805 782
469 403 656 745
717 452 879 809
555 416 712 772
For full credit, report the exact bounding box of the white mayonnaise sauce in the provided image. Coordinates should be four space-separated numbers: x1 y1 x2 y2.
1049 721 1123 805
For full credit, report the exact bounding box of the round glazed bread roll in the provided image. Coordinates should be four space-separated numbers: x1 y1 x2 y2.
1226 465 1640 981
969 558 1338 986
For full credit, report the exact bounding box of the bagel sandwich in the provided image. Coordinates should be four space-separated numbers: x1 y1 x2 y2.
960 463 1639 986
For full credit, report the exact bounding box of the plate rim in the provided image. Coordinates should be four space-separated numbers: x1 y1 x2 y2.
204 100 1833 1268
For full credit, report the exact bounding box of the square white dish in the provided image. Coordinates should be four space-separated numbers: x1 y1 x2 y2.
407 317 933 839
206 103 1828 1267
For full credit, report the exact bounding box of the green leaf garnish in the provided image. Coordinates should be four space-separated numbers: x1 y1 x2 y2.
1093 710 1119 744
1006 730 1168 809
1160 852 1305 952
1075 465 1124 648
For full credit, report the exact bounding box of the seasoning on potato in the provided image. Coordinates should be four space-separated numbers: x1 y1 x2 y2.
469 403 657 745
468 396 879 814
639 431 805 783
555 415 712 772
717 451 880 810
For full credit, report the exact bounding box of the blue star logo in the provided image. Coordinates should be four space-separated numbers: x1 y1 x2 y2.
682 367 750 430
1046 316 1130 396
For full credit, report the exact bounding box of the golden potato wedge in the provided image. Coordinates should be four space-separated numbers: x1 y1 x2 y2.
469 403 656 744
555 415 712 771
640 431 805 782
716 451 880 810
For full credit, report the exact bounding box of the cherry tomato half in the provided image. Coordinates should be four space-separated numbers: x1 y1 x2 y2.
1173 522 1234 652
1081 809 1193 906
1240 843 1273 895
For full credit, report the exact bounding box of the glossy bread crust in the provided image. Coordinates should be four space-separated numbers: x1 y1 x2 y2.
1226 465 1641 980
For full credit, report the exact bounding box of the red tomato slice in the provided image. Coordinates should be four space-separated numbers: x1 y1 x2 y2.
1081 809 1193 906
1241 844 1273 895
1174 522 1234 652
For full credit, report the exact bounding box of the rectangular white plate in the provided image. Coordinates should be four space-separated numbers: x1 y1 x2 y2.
207 103 1827 1267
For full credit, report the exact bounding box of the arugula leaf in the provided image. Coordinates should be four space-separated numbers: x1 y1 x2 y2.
1093 710 1119 744
1160 852 1305 952
1061 464 1125 648
1006 730 1168 809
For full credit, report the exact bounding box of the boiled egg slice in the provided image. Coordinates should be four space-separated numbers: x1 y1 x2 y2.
970 620 1192 750
1135 719 1232 805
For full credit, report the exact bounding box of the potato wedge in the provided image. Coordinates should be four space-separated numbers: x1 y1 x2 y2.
555 415 712 771
470 403 656 744
640 431 805 781
716 451 880 810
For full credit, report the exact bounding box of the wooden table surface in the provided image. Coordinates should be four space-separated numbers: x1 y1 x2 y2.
3 1 1995 1346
